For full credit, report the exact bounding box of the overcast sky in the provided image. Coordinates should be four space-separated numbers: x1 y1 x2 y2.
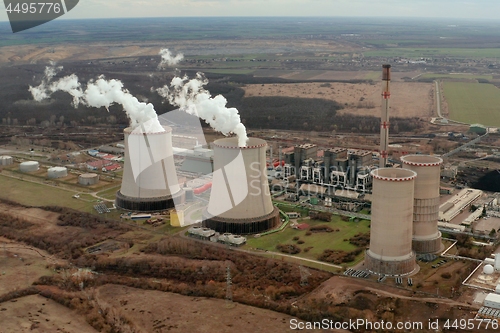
1 0 500 21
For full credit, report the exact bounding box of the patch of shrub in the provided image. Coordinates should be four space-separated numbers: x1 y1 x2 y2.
276 244 301 254
309 225 334 233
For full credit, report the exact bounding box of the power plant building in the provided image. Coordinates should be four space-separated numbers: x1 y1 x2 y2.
115 126 184 212
401 155 444 254
365 168 418 276
203 137 280 234
176 146 213 174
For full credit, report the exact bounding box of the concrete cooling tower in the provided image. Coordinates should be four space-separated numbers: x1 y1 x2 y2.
203 137 280 234
115 126 184 211
365 168 418 276
401 155 443 254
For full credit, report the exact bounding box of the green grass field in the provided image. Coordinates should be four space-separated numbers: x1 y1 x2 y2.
443 82 500 126
0 174 94 211
96 185 121 200
245 215 370 266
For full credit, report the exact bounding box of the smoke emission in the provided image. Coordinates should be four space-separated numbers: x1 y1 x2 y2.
158 49 184 68
29 66 164 133
156 73 248 147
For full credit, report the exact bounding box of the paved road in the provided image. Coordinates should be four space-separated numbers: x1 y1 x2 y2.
252 249 343 269
435 80 443 118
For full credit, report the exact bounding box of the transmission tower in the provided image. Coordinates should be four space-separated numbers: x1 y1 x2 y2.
225 265 233 304
299 266 311 286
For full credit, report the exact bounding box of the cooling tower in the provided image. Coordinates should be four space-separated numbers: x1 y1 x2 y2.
203 137 280 234
365 168 418 276
115 126 184 211
401 155 443 254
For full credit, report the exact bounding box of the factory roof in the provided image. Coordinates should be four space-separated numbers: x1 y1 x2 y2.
297 143 316 149
462 208 483 225
326 147 347 153
87 160 113 168
349 149 372 157
98 145 125 154
438 222 466 231
439 188 482 222
300 184 327 195
103 163 121 171
485 293 500 303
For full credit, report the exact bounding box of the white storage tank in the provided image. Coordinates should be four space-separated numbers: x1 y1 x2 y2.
0 156 13 166
47 166 68 179
19 161 39 172
484 264 495 275
78 173 99 186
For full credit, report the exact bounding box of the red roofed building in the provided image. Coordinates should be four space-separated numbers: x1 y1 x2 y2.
295 223 309 230
87 160 112 170
102 163 121 172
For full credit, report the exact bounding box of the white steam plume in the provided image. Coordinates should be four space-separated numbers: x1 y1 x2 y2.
156 73 248 147
29 65 164 133
28 62 63 101
158 49 184 68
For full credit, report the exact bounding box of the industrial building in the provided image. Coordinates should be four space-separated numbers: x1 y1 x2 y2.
218 233 247 246
19 161 39 172
115 126 185 212
187 226 215 240
203 137 280 234
283 145 374 193
401 155 443 254
439 188 482 222
365 168 418 276
484 293 500 310
47 166 68 179
0 156 13 166
78 173 99 186
441 165 458 179
174 146 213 174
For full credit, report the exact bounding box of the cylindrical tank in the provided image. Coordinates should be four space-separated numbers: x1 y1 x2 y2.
19 161 39 172
0 156 13 166
401 155 443 254
47 166 68 179
484 264 494 275
365 168 418 276
78 173 99 186
203 137 280 234
185 187 194 201
115 126 184 211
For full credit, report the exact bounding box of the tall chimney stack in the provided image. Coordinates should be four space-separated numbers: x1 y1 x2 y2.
379 64 391 168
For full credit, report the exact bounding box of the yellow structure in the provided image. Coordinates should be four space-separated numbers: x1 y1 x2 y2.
170 209 185 227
